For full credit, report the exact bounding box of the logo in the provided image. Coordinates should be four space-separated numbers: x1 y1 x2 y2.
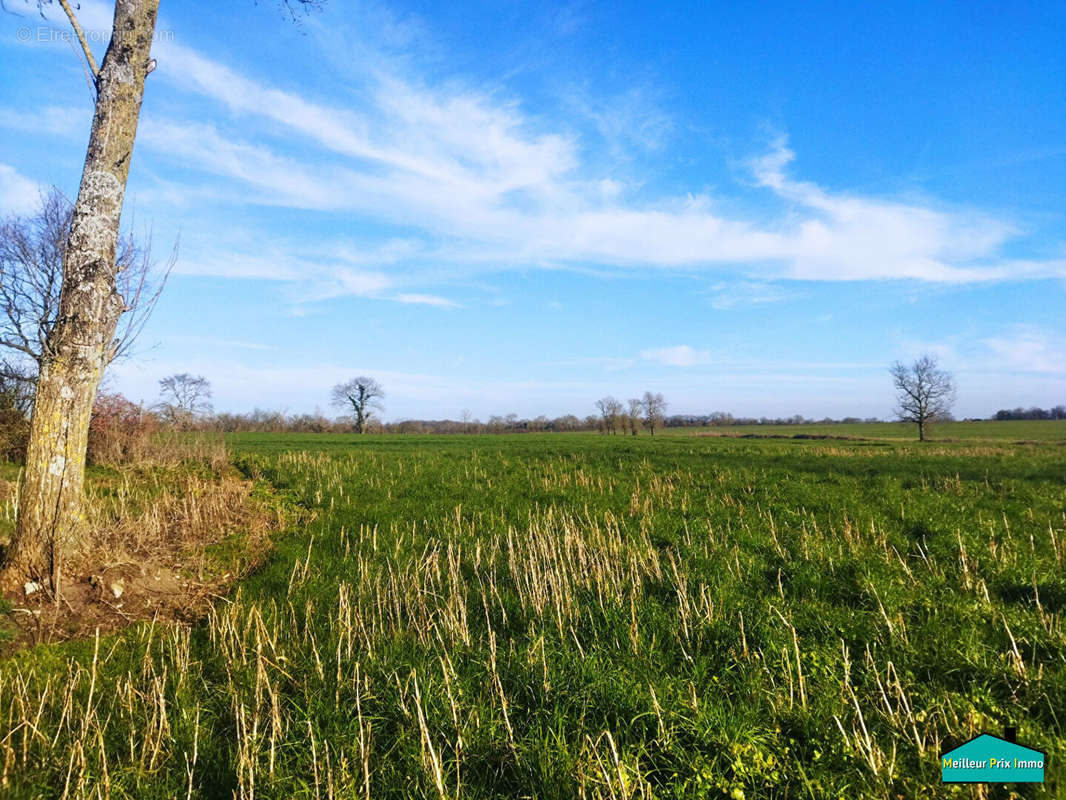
941 731 1045 784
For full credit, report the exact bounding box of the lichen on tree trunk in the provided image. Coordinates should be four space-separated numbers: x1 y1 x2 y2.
3 0 160 589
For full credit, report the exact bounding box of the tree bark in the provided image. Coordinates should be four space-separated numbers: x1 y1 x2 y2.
4 0 160 589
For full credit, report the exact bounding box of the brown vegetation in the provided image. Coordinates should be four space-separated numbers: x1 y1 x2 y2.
1 422 287 653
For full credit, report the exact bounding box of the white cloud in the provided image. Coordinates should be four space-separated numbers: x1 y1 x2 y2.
564 84 674 156
640 345 711 367
139 119 348 210
981 325 1066 374
172 249 302 280
301 268 394 302
0 163 40 214
137 39 1066 285
168 335 274 351
0 105 88 138
894 326 1066 379
392 293 459 307
18 14 1059 293
749 140 1028 281
709 280 792 310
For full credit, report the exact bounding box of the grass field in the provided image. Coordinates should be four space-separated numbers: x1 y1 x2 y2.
665 419 1066 441
1 424 1064 798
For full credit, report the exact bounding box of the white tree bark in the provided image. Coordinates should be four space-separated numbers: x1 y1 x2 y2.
4 0 160 589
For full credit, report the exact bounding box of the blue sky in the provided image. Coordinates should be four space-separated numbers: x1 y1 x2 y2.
1 0 1064 420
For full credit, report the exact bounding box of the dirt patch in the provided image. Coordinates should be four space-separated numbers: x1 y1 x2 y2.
2 470 288 653
10 563 220 647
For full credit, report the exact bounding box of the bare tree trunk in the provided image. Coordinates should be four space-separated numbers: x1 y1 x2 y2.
4 0 160 589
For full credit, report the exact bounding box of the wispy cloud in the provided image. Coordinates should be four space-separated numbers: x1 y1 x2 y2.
0 105 88 138
749 140 1032 281
640 345 711 367
301 268 394 302
895 325 1066 376
128 39 1066 288
981 325 1066 374
708 280 792 310
564 84 674 157
0 163 40 214
169 335 275 351
14 2 1066 301
392 293 459 307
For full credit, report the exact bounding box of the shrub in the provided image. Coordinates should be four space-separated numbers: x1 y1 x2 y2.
0 406 28 462
0 368 31 461
88 392 159 465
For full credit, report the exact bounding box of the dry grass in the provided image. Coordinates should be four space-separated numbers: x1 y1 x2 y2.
1 436 287 651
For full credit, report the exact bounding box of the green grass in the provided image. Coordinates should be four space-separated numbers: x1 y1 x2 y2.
2 432 1064 798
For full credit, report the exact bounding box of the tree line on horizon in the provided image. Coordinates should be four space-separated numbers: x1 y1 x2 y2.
0 367 1052 445
993 405 1066 421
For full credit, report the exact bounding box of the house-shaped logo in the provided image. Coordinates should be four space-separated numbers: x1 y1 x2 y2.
941 733 1045 783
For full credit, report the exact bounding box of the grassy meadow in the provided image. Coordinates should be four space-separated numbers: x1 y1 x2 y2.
666 419 1066 441
1 423 1064 798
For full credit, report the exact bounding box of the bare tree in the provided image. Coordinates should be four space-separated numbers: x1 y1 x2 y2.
0 187 171 385
0 359 36 418
595 396 623 435
331 377 384 434
890 354 955 441
157 373 212 429
626 398 642 436
3 0 325 591
641 391 667 435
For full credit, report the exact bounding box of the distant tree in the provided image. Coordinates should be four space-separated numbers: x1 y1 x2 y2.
890 354 955 441
595 396 623 434
993 405 1066 421
641 391 668 435
331 376 384 434
626 398 642 436
555 414 581 432
157 373 213 429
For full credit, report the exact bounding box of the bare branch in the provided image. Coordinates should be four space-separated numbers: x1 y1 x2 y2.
641 391 668 435
331 376 384 433
156 373 212 428
890 354 955 441
0 187 173 372
56 0 99 79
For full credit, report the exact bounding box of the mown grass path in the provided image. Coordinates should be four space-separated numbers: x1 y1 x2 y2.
1 430 1064 798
